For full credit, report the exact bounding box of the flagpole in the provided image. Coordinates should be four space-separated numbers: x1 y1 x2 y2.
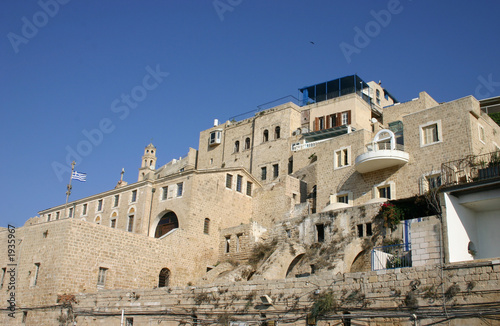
65 161 76 218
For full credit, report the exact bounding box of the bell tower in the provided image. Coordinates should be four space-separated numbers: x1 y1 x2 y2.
138 143 157 181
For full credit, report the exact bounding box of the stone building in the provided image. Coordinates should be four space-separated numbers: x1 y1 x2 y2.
1 75 500 325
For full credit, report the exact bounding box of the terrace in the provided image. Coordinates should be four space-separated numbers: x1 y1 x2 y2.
441 151 500 186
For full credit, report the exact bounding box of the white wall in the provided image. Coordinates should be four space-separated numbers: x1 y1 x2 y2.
444 193 477 262
476 211 500 259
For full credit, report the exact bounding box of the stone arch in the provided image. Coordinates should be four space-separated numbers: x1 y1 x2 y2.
285 253 305 278
95 215 101 225
152 211 179 238
128 207 135 214
158 268 171 287
349 250 371 273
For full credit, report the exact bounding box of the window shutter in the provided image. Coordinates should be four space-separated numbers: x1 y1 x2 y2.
336 113 341 127
326 115 331 129
314 117 319 131
347 110 352 125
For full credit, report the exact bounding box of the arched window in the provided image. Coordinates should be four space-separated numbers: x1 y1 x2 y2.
128 208 135 233
263 130 269 142
245 137 250 150
95 216 101 225
110 212 117 228
158 268 170 287
234 141 240 153
275 126 281 139
155 211 179 238
203 218 210 234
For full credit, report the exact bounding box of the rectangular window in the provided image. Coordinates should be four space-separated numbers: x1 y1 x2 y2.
97 199 103 211
162 186 168 200
328 114 336 128
97 267 107 287
33 263 40 286
128 215 134 232
131 190 137 202
357 224 363 237
47 214 51 222
22 311 27 324
318 117 325 130
246 181 253 196
342 112 349 125
479 125 485 143
225 236 231 253
421 122 441 146
273 164 279 179
111 219 116 228
226 174 233 189
68 207 73 218
261 167 267 181
337 194 349 203
335 148 350 168
56 212 60 220
177 182 183 197
114 195 119 207
366 223 373 236
378 185 391 199
236 233 242 253
426 174 442 190
0 268 6 289
236 175 243 192
82 204 87 215
125 318 134 326
316 224 325 243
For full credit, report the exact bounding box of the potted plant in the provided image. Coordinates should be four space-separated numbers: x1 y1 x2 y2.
479 151 500 179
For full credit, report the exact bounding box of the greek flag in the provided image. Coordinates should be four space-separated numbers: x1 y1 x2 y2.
72 171 87 182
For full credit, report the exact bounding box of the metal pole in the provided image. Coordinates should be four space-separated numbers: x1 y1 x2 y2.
147 187 156 237
64 161 76 218
120 309 124 326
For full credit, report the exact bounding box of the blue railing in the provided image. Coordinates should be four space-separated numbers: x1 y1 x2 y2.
372 244 412 271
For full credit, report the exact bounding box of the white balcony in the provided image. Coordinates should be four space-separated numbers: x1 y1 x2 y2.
355 129 409 173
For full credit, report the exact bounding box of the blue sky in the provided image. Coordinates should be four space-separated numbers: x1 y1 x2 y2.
1 1 500 227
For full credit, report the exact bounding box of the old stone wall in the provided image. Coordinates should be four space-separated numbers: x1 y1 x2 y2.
7 260 497 326
382 91 439 125
305 93 373 132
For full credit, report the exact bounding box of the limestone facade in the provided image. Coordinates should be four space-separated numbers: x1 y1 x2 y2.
2 75 500 325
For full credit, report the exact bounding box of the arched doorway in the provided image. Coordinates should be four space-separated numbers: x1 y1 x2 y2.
349 250 371 273
285 254 305 278
158 268 171 287
155 211 179 238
